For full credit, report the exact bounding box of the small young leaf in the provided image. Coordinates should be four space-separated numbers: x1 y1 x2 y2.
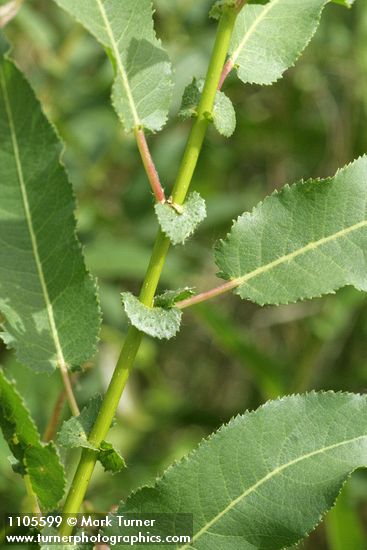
179 79 236 137
155 192 207 245
58 395 103 451
0 369 65 509
229 0 345 86
213 90 236 137
99 441 126 474
105 392 367 549
0 48 101 374
121 292 182 340
53 0 173 133
215 156 367 306
155 287 195 308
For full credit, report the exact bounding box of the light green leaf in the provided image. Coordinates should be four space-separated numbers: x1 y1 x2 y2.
0 50 101 374
229 0 348 86
58 395 102 451
215 156 367 306
179 79 236 137
99 441 126 474
155 287 195 308
332 0 355 6
213 90 236 137
0 368 65 509
121 292 182 340
53 0 173 133
155 192 207 245
106 392 367 549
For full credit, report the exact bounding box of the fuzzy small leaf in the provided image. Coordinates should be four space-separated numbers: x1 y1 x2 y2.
0 369 65 509
179 79 236 137
155 192 207 245
106 392 367 549
155 287 195 308
229 0 347 86
99 441 126 474
53 0 173 133
213 90 236 137
215 156 367 306
58 395 102 451
0 49 101 374
121 292 181 340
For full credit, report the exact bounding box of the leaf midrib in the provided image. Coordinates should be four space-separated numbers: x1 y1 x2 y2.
229 219 367 291
95 0 141 128
0 66 67 371
179 433 367 549
230 0 281 65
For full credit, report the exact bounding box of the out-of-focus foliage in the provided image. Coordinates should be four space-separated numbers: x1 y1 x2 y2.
0 1 366 547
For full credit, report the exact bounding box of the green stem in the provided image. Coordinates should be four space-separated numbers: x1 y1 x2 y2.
24 474 41 515
60 6 239 534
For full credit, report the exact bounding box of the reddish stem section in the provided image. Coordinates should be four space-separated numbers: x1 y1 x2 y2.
218 58 234 90
135 128 166 203
177 279 239 309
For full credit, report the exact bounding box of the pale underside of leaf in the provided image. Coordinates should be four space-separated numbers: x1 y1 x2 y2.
121 292 182 340
106 392 367 549
215 156 367 306
229 0 330 86
0 55 100 373
155 192 207 245
53 0 173 133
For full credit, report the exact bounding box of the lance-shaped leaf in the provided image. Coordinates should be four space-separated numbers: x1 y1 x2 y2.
228 0 354 86
0 369 65 509
154 287 195 308
105 392 367 549
155 192 207 246
0 48 100 373
53 0 173 133
121 292 182 340
215 156 367 306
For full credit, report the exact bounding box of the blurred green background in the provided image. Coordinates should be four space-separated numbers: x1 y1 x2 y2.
1 0 367 548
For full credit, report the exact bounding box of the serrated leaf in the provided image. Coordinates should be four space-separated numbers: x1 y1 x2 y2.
0 369 65 509
155 192 207 245
229 0 345 86
53 0 173 133
155 287 195 308
0 49 101 374
121 292 181 340
58 395 102 451
99 441 126 474
179 79 236 137
106 392 367 549
215 156 367 306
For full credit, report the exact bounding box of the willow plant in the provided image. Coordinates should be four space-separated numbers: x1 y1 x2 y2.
0 0 366 548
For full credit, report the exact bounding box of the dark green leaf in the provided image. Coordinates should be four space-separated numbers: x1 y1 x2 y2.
0 369 65 509
99 441 126 474
155 288 195 308
106 392 367 549
0 48 101 374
